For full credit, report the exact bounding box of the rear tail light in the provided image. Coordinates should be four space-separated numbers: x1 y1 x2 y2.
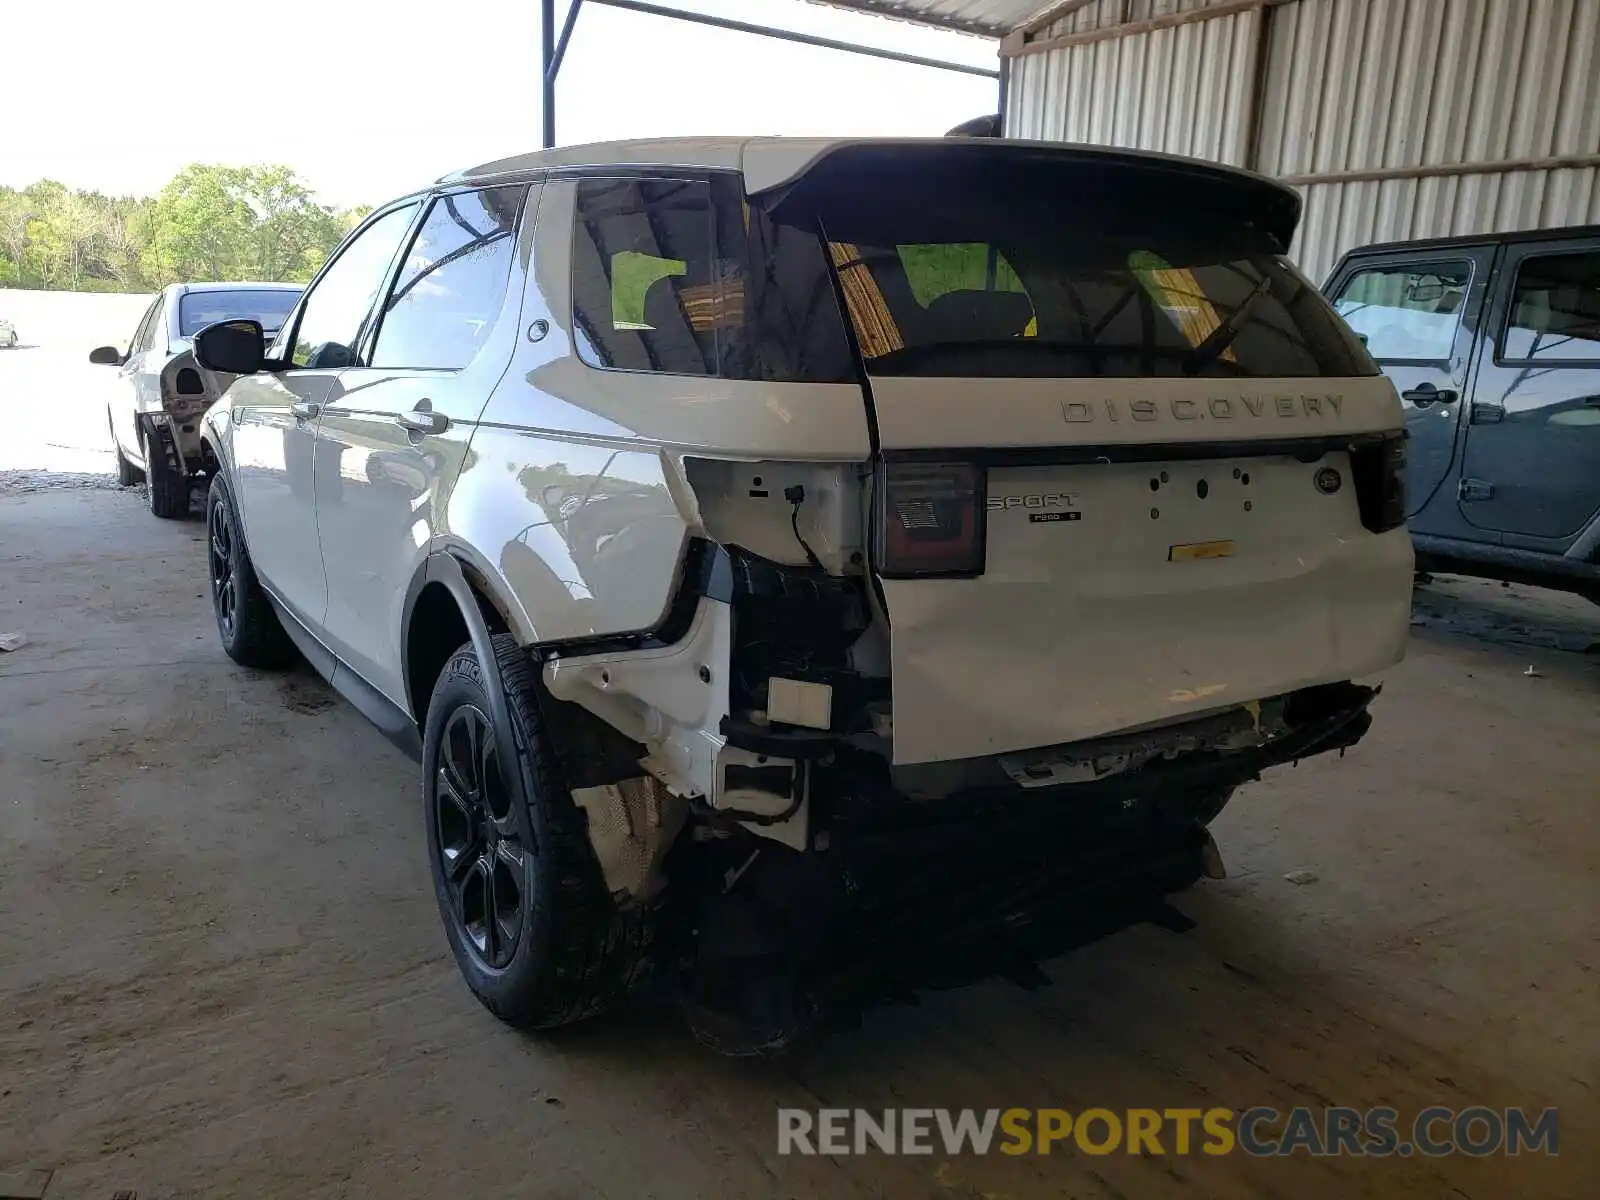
874 461 986 578
1350 432 1406 533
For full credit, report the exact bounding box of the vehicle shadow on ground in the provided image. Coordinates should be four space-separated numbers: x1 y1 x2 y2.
519 884 1586 1196
1411 574 1600 656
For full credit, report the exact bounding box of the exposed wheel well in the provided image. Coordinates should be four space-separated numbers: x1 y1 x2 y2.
405 573 510 722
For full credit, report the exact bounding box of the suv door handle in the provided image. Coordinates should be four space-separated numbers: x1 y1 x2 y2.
1401 383 1458 406
396 407 450 436
291 401 322 420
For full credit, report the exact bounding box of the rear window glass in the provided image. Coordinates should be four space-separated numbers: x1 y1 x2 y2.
798 155 1374 380
825 233 1372 379
178 289 300 338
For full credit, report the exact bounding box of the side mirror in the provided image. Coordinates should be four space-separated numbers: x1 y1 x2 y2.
88 345 124 365
193 319 266 376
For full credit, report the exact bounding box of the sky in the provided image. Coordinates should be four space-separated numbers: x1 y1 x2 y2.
2 0 998 209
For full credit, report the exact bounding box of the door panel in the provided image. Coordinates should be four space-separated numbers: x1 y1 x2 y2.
231 202 423 628
1327 248 1496 525
314 185 529 707
1458 240 1600 544
313 374 476 704
110 296 162 458
229 370 341 624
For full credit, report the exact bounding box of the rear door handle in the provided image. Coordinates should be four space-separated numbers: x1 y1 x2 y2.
291 401 322 420
1401 383 1458 406
396 407 450 436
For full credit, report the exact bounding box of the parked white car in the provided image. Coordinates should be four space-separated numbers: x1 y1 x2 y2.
89 282 302 516
0 314 17 347
192 137 1411 1051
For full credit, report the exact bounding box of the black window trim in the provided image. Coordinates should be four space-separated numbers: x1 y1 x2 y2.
360 182 533 374
1331 255 1476 369
1492 245 1600 369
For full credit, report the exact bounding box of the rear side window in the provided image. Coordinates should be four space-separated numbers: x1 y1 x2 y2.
1502 250 1600 362
1333 262 1471 362
372 185 526 371
570 175 854 382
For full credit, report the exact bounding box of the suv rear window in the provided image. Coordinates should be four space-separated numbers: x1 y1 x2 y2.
770 145 1373 380
822 227 1373 380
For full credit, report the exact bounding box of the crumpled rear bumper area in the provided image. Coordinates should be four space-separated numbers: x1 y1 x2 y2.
679 682 1376 1044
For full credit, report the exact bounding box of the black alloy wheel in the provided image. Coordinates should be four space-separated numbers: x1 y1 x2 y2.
432 703 530 970
209 495 238 643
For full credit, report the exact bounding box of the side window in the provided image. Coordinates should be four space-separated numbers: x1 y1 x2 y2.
289 204 418 369
129 298 162 356
1502 250 1600 362
370 186 526 371
1333 261 1472 362
572 177 719 376
570 175 854 382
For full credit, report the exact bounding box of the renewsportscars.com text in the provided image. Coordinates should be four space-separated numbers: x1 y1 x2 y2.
777 1106 1558 1158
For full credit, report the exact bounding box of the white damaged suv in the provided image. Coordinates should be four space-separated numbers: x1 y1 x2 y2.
192 137 1411 1050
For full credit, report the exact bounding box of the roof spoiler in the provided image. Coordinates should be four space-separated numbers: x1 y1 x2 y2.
750 141 1304 250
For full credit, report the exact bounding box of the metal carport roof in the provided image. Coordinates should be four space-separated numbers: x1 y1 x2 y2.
802 1 1052 38
539 1 1059 146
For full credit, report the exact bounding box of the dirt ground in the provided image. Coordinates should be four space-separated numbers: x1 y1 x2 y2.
1 485 1597 1199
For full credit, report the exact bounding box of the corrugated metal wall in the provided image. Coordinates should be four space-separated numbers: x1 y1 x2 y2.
1005 0 1600 283
1008 0 1265 165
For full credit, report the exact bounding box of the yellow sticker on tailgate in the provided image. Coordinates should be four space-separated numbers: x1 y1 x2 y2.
1168 539 1235 562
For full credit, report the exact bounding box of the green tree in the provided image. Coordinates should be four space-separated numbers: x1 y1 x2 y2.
141 164 254 284
0 188 32 286
28 187 102 289
234 165 346 282
0 164 366 293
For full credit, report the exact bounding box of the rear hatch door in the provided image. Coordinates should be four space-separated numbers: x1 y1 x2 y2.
762 142 1408 765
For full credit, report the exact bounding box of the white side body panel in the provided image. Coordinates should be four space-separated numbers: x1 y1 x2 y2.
455 178 871 648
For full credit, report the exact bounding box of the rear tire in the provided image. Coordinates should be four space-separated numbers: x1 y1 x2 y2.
113 443 143 487
1193 786 1236 826
207 474 296 669
143 429 189 519
109 413 144 486
423 634 656 1029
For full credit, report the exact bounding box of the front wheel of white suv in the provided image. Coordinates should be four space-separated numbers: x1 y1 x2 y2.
206 474 296 669
423 635 656 1029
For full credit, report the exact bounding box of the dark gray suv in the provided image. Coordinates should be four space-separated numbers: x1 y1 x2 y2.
1326 226 1600 602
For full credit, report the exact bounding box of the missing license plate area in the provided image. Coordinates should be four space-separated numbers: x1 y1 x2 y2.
1168 539 1235 562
